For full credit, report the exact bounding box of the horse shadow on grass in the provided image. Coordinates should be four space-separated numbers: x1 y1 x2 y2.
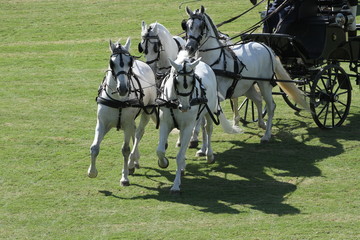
99 111 360 215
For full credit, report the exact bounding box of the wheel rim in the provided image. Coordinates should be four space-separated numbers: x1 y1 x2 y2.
310 64 351 129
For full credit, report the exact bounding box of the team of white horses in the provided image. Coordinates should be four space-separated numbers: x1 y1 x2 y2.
88 6 309 193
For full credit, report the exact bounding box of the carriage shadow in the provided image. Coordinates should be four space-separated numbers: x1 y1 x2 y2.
99 112 360 215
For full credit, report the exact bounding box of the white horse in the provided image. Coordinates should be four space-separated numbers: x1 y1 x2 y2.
156 51 241 193
183 6 309 142
139 21 185 82
88 38 157 186
139 21 203 149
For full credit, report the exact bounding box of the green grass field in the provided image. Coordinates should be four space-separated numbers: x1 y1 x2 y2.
1 0 360 239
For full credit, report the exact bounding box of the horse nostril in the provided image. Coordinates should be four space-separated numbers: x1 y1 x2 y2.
117 86 128 96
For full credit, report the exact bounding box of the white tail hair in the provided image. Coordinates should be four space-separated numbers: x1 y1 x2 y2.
218 111 243 134
274 57 311 112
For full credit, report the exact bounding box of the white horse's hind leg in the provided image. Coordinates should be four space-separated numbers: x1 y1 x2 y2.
120 123 135 186
258 84 276 142
245 85 266 130
171 125 193 193
230 98 240 126
128 112 150 175
88 121 111 178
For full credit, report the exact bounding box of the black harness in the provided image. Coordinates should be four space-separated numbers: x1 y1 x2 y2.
139 27 184 82
184 12 246 99
96 48 156 130
156 62 220 129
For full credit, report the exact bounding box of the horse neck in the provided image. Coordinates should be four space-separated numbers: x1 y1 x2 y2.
197 15 234 71
162 72 177 100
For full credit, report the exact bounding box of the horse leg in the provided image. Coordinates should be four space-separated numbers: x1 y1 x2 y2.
189 117 202 148
171 125 193 193
258 84 276 142
88 121 111 178
204 114 214 164
196 117 207 157
120 123 135 186
245 84 266 130
230 98 240 126
157 121 171 169
128 112 150 175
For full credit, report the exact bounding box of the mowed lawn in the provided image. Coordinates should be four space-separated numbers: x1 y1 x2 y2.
1 0 360 239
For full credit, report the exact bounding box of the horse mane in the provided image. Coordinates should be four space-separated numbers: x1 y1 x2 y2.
203 13 221 40
175 50 192 64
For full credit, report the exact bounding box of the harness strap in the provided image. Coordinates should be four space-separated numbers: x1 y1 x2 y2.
170 108 179 129
117 108 122 131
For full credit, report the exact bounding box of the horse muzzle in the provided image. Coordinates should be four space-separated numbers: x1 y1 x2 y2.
179 105 191 112
117 85 128 96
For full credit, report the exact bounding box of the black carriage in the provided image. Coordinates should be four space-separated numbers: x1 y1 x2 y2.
239 0 360 129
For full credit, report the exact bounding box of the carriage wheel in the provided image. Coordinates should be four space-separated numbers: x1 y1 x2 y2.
280 78 308 112
310 64 352 129
237 97 267 124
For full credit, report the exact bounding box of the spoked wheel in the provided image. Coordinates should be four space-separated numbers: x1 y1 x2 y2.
237 97 267 124
280 78 309 112
310 64 352 129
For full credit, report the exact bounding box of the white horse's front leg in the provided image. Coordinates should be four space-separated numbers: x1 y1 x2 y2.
204 115 214 164
128 112 150 175
171 126 193 193
189 117 202 148
157 118 171 169
88 120 110 178
196 117 207 157
120 123 135 186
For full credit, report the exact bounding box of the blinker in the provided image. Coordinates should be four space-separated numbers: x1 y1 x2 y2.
138 42 143 53
181 19 187 31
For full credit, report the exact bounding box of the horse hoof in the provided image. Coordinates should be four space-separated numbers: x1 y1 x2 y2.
189 140 199 149
207 156 215 164
181 169 185 176
87 169 98 178
135 163 140 169
170 190 182 195
196 150 206 157
260 139 270 144
158 157 169 169
128 168 135 175
121 180 130 187
176 142 181 147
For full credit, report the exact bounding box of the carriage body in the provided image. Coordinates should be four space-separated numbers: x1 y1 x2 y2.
240 0 360 128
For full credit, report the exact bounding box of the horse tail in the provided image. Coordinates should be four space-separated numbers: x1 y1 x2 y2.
218 110 243 134
273 56 311 112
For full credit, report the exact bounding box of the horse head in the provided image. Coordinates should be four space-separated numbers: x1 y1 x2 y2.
169 54 201 112
138 21 163 71
109 37 134 97
183 5 207 55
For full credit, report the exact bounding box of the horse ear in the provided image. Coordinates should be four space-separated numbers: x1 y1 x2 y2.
200 5 205 14
169 58 182 72
141 20 147 32
124 37 131 51
186 6 194 17
109 39 116 53
190 57 201 69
